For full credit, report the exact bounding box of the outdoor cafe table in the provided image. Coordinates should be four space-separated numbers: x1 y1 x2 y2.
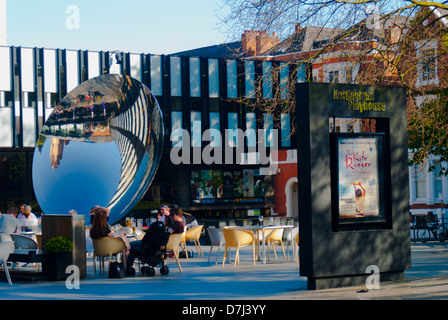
232 225 295 264
8 249 47 264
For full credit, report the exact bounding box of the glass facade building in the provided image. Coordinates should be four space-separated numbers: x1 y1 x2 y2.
0 46 300 221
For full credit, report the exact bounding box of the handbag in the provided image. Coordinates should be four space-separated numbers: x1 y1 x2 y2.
109 261 126 278
179 249 194 259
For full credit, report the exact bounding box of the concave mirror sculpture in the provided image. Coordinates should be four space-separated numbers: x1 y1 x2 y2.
32 74 164 224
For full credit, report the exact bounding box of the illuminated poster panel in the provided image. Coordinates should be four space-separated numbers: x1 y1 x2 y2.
338 137 380 217
331 133 388 230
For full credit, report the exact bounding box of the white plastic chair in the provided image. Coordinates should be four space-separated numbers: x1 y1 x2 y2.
287 227 299 261
10 234 39 250
206 227 225 264
10 234 40 271
85 229 94 258
165 233 184 273
0 241 14 285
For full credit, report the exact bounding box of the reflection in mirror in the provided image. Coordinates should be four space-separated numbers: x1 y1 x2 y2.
32 74 164 224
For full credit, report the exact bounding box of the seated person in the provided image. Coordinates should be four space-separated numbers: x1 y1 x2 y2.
0 207 20 242
126 207 185 275
182 211 198 230
17 205 38 231
89 205 109 225
157 204 170 227
89 206 113 239
168 207 185 234
89 206 130 258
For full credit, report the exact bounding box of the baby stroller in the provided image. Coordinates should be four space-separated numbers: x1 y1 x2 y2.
137 221 170 276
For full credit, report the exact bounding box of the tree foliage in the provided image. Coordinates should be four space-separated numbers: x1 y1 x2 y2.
408 93 448 174
218 0 448 173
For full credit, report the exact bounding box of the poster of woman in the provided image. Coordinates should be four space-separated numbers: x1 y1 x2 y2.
337 137 380 218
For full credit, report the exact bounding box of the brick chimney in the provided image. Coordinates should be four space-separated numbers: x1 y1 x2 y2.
242 30 279 57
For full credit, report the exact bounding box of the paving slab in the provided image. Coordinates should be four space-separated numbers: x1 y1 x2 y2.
0 242 447 301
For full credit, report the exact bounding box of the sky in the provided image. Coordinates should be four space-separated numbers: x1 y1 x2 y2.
5 0 230 54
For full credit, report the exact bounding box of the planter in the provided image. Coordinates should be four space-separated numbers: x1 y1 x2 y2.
43 252 73 281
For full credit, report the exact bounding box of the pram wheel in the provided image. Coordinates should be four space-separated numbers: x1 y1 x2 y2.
141 265 156 277
160 265 169 276
127 267 135 276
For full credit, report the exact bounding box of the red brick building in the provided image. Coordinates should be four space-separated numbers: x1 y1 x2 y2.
253 7 448 222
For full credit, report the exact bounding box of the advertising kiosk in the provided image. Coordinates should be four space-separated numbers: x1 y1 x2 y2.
296 83 411 289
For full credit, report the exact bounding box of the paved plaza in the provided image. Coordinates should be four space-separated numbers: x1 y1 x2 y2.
0 241 447 301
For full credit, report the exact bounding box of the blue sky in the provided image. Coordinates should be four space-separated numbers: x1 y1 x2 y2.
5 0 229 54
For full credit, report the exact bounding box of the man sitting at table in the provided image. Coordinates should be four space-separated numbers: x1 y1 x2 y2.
0 207 20 242
126 206 185 275
17 205 38 230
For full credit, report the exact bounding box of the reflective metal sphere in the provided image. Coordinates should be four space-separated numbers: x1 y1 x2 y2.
32 74 164 224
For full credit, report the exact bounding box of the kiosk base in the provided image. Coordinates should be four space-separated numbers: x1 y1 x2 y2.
307 271 405 290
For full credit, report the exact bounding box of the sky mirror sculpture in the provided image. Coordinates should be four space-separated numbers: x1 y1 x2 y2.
32 74 164 224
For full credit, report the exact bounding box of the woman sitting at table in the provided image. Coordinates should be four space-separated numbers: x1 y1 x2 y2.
168 206 185 234
89 206 130 256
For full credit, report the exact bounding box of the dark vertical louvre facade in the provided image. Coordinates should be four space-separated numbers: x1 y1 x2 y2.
0 46 297 222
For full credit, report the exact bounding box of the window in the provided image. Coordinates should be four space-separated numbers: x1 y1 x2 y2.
208 59 219 98
262 62 272 99
227 60 237 98
246 112 256 148
191 111 201 147
170 57 182 97
209 112 220 147
416 40 439 87
150 55 162 96
21 48 35 93
281 113 291 147
329 71 339 83
312 39 329 49
130 54 142 82
228 112 238 147
245 61 255 98
297 63 306 83
263 113 274 147
0 105 13 147
190 58 201 97
433 161 443 200
171 111 183 147
0 47 11 92
420 48 436 82
414 165 427 199
280 62 289 100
